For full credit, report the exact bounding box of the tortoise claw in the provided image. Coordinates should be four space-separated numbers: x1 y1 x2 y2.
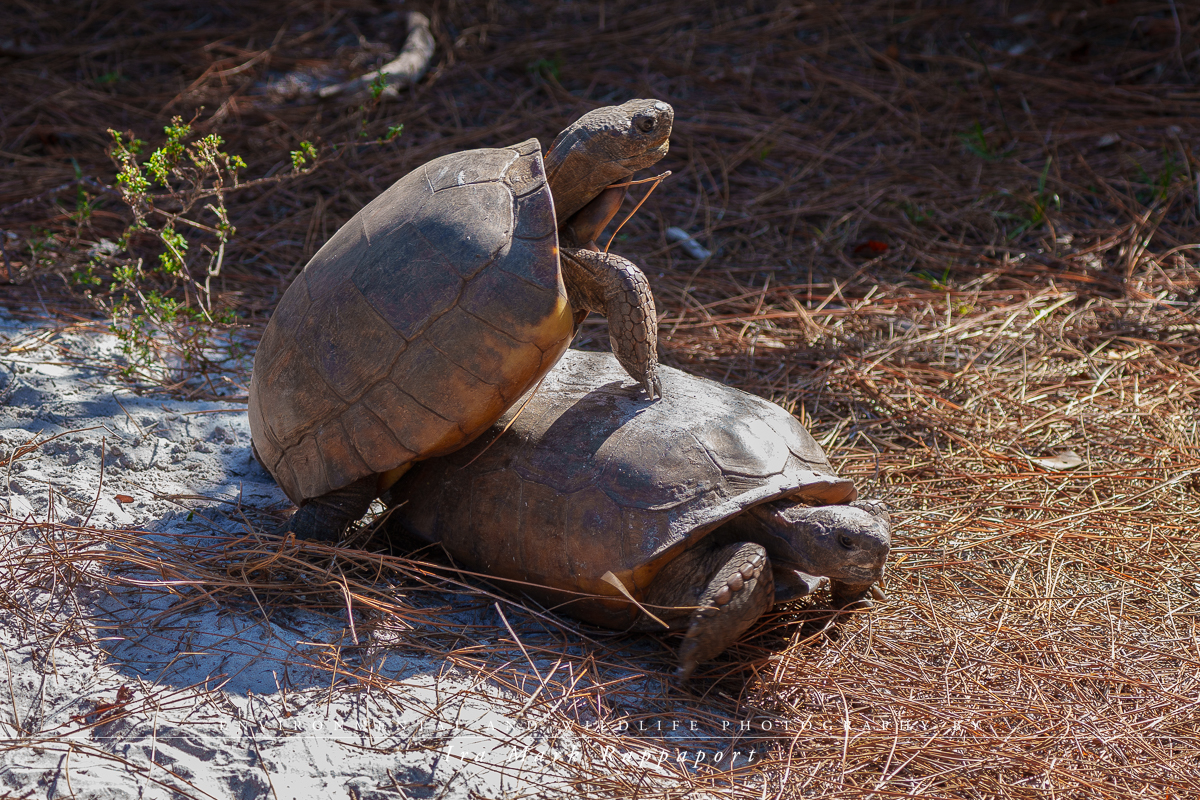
643 367 662 401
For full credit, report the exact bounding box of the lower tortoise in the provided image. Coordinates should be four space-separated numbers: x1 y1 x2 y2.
386 350 892 679
249 101 673 542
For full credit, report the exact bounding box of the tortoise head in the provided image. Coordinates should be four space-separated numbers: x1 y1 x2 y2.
745 500 891 591
543 99 674 223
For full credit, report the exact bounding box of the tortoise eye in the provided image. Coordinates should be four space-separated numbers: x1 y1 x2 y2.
635 115 656 133
839 534 855 550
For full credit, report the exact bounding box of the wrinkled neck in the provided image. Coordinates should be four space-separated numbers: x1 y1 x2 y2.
543 140 633 226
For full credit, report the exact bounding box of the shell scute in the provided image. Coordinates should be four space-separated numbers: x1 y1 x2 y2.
412 181 513 280
515 477 572 583
767 413 838 471
246 384 282 471
514 389 631 494
291 282 406 404
360 378 459 458
598 430 724 512
341 403 415 474
315 419 371 491
389 341 507 444
271 455 301 503
561 487 624 583
691 414 790 480
300 162 431 300
504 146 546 198
465 469 524 570
304 223 369 300
459 262 565 344
254 278 310 377
425 149 518 192
288 434 327 501
256 344 342 447
498 235 561 292
507 137 541 158
512 191 555 240
350 222 463 341
424 306 542 398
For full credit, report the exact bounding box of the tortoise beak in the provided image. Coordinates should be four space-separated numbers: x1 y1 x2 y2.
777 551 883 588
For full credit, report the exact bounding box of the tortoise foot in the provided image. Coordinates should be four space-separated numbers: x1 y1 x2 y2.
275 474 378 544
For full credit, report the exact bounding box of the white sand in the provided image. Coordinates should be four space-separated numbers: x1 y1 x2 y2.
0 312 726 799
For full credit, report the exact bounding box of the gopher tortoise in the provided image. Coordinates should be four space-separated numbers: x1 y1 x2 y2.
385 350 892 679
249 100 673 542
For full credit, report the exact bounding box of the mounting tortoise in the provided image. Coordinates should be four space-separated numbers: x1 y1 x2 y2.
385 350 892 679
249 100 673 541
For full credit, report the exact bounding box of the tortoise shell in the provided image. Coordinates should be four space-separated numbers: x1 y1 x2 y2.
389 349 858 627
249 138 574 504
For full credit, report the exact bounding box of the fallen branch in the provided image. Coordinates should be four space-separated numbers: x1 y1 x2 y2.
317 12 434 101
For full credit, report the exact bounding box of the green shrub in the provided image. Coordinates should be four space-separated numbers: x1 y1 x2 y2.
80 116 318 381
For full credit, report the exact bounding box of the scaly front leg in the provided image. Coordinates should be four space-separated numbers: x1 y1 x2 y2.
560 247 661 398
646 541 775 680
557 186 662 398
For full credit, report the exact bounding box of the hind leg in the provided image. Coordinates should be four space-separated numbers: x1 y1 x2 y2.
276 474 377 544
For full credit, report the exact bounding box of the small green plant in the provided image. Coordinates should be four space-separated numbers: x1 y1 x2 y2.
100 117 245 374
71 260 104 287
62 158 101 229
88 115 317 380
913 267 952 291
901 202 932 224
1133 149 1181 206
27 227 58 269
959 121 1006 161
352 69 399 142
369 71 388 100
528 55 564 81
290 140 318 171
994 157 1060 240
382 124 404 143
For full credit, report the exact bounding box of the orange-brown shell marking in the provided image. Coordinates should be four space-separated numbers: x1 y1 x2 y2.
249 138 574 504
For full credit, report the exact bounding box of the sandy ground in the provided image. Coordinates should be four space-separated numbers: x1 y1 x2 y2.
0 311 718 799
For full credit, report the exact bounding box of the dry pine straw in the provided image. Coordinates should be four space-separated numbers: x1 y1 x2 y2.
3 0 1200 796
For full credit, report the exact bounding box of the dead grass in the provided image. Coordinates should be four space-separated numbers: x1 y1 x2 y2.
3 0 1200 796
